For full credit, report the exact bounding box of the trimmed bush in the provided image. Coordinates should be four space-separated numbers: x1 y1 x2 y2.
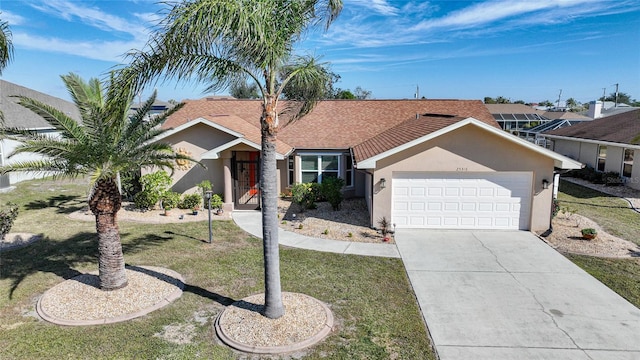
179 193 203 210
320 177 345 210
0 202 19 240
291 183 320 211
162 191 181 210
134 170 172 210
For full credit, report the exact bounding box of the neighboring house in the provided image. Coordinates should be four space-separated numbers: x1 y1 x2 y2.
0 80 81 189
520 112 591 148
485 103 551 131
152 98 580 232
543 108 640 190
585 100 637 119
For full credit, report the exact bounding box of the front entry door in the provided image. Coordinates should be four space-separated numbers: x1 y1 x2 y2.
233 151 260 210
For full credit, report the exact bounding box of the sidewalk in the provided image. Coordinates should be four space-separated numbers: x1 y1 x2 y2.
232 211 400 258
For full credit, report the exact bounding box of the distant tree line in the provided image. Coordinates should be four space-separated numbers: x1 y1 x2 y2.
230 72 372 100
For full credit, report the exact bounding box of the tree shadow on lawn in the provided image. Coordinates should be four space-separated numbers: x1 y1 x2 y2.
0 230 172 299
1 230 247 311
23 194 87 214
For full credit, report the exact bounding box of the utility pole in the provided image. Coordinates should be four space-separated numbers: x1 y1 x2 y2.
612 83 619 107
556 89 562 109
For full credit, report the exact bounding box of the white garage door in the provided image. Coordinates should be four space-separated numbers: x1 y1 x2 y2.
392 172 532 230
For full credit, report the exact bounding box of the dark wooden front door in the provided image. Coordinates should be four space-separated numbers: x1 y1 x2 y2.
233 151 260 210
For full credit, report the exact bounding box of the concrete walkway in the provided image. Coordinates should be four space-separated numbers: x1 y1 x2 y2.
232 211 399 258
396 229 640 360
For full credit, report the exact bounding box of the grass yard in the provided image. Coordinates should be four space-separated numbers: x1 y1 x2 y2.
558 179 640 308
557 180 640 246
0 178 434 359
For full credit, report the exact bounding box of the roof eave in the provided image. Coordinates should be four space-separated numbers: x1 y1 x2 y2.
543 134 640 150
357 118 583 170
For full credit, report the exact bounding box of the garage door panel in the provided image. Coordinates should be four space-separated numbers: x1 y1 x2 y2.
392 172 532 230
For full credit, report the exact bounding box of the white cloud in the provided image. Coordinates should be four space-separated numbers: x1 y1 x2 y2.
347 0 399 16
28 0 151 40
12 32 139 63
1 10 26 26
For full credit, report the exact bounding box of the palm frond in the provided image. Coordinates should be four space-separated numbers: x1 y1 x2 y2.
0 16 14 74
12 96 88 142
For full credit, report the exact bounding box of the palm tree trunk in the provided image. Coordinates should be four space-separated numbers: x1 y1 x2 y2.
261 97 284 319
89 178 128 291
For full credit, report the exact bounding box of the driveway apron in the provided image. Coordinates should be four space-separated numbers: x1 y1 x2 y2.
395 229 640 360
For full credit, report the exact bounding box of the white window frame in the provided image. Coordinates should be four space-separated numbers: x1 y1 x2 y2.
345 154 354 187
597 145 607 172
287 155 294 186
622 148 634 178
299 153 341 184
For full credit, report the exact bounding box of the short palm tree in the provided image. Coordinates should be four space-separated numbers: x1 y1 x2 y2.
0 73 194 290
117 0 343 318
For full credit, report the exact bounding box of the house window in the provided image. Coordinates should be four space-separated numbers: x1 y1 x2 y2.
287 156 294 186
300 154 339 183
345 154 353 187
623 149 634 178
597 145 607 172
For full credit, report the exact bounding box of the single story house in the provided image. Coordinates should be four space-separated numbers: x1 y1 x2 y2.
153 98 581 232
543 108 640 190
0 80 81 190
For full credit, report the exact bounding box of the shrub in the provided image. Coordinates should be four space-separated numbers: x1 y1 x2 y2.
320 177 345 211
120 170 141 201
133 191 156 210
162 191 181 210
179 193 203 210
134 170 173 210
581 228 597 238
552 199 560 218
204 193 224 210
291 183 320 211
0 202 19 240
604 171 623 186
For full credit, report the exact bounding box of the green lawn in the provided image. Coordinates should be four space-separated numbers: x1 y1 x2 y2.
1 178 435 359
558 179 640 308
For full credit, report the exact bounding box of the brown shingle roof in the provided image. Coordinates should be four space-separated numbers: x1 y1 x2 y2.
165 99 497 156
544 108 640 145
485 103 546 116
352 114 465 162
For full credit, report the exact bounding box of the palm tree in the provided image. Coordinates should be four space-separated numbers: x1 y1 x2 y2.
0 73 194 290
117 0 342 318
0 15 13 74
1 15 14 125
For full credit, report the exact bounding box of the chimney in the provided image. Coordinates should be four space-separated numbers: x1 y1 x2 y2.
587 101 603 119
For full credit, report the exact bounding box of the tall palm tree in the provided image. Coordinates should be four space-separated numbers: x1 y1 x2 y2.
0 73 194 290
0 15 13 74
1 15 14 125
117 0 342 318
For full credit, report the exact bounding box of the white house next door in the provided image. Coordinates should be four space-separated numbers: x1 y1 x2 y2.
392 172 532 230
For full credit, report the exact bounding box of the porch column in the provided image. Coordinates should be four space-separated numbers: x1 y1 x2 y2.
223 157 233 211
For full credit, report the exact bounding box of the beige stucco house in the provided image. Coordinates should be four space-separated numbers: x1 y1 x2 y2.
544 108 640 190
152 98 581 232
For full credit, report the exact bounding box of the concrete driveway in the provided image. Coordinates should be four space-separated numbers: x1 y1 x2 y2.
395 229 640 360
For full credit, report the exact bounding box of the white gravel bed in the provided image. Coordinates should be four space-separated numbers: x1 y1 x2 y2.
37 266 184 325
542 214 640 258
215 292 334 353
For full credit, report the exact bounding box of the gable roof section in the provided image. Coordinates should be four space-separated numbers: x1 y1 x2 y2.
156 115 293 157
353 114 465 163
544 108 640 146
356 118 582 170
164 98 497 149
1 80 81 129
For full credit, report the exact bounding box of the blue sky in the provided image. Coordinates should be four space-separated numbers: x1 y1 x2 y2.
1 0 639 105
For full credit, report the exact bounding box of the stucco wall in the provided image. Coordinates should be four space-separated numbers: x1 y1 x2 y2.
371 125 555 231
